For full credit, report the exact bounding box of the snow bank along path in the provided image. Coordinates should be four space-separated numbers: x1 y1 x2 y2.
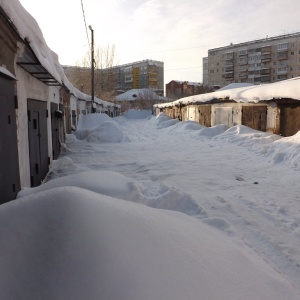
3 112 300 299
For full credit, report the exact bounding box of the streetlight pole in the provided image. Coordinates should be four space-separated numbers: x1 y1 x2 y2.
89 25 95 113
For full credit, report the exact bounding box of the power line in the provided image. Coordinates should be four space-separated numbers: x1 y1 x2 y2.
80 0 91 61
143 46 215 54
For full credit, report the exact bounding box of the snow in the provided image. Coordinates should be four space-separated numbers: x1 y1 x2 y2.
2 111 300 299
122 109 153 119
217 82 254 91
116 88 165 102
74 113 127 142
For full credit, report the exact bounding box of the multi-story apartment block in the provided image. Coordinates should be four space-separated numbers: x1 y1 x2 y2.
203 32 300 89
116 59 164 95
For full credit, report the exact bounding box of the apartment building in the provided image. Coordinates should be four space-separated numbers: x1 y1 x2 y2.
115 59 164 95
203 32 300 89
64 59 164 98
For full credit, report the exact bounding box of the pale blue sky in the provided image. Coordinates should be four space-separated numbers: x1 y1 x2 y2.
19 0 300 84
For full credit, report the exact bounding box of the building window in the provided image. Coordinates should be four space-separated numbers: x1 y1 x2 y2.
277 67 287 73
291 51 294 55
277 43 288 50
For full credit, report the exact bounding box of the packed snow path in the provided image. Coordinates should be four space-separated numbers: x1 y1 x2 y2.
50 114 300 292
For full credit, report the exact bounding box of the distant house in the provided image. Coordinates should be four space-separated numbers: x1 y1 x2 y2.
166 80 213 100
115 88 168 112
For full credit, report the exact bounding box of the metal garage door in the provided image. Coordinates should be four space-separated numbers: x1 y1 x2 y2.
27 99 49 187
51 102 60 160
280 104 300 137
213 107 233 127
198 105 211 127
242 106 267 132
0 75 20 203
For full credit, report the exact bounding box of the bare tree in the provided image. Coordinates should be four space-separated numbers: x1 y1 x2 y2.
137 89 160 110
69 44 118 101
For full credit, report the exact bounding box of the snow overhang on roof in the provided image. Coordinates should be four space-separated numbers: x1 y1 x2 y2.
17 39 61 86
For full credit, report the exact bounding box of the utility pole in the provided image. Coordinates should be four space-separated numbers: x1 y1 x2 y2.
89 25 96 113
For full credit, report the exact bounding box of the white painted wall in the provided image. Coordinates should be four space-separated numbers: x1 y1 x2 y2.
70 95 77 111
265 101 278 132
78 99 87 114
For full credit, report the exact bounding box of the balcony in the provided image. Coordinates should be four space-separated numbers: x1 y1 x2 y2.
239 72 247 79
225 53 234 60
277 74 287 81
261 69 270 75
261 54 271 62
225 66 234 72
261 76 270 82
225 60 234 66
225 72 233 79
277 51 288 60
239 50 247 56
261 46 271 53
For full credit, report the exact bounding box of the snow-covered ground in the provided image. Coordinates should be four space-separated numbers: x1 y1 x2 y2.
1 110 300 300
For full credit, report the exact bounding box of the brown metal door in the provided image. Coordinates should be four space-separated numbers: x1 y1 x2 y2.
199 105 211 127
280 105 300 137
242 106 267 131
0 76 20 203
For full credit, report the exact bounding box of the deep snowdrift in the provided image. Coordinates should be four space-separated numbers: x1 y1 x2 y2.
2 111 300 299
1 187 298 300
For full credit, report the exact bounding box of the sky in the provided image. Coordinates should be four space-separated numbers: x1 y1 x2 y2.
1 111 300 299
18 0 300 84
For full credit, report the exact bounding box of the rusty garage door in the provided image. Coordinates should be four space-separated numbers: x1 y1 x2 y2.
27 99 49 187
279 104 300 137
242 106 267 132
198 105 211 127
0 75 21 203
